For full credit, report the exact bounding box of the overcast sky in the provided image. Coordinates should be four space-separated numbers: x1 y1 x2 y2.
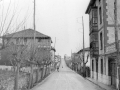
1 0 90 57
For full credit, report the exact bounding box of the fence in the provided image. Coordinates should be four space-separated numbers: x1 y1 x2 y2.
0 65 51 90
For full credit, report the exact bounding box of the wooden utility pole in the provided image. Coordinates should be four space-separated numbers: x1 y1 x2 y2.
29 0 36 88
54 37 56 49
114 0 120 89
82 16 85 77
34 0 36 41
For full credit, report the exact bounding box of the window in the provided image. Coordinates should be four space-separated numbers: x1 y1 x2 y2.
38 38 41 42
24 38 27 43
96 59 98 72
92 60 94 71
99 7 102 24
100 32 103 50
16 38 19 44
101 59 103 74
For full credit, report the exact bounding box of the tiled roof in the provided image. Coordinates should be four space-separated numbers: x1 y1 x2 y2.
51 47 56 52
77 47 90 54
3 29 50 39
85 0 96 14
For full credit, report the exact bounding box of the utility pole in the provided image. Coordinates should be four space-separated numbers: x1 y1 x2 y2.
34 0 36 43
29 0 36 89
114 0 120 89
82 16 85 77
54 37 56 49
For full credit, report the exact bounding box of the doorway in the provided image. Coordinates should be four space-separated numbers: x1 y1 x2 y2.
108 58 117 87
96 58 98 80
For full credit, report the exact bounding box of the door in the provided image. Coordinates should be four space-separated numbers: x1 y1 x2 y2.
109 58 117 87
92 60 94 78
96 59 98 80
111 62 117 87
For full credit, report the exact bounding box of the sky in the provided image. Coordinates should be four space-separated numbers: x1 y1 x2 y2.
0 0 90 57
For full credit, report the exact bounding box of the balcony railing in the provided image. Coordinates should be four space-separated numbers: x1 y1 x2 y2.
90 49 99 57
90 41 99 57
89 17 98 34
90 33 98 43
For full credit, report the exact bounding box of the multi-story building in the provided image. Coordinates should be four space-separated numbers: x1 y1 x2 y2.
86 0 120 89
0 29 52 66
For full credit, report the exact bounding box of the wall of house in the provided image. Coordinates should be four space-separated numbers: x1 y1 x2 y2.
105 0 120 89
97 0 112 86
1 38 51 65
105 0 120 54
98 0 104 30
90 56 111 85
98 28 105 54
3 37 51 47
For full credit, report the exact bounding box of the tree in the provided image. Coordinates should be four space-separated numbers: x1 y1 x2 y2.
0 0 30 42
78 50 90 76
9 43 28 90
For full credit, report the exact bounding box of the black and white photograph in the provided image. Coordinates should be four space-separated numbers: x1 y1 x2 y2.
0 0 119 90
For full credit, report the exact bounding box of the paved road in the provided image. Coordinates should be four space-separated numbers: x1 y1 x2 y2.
31 59 103 90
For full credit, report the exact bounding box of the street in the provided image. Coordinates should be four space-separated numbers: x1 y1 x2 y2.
31 59 103 90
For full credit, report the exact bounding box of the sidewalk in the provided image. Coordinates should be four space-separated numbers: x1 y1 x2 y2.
86 77 117 90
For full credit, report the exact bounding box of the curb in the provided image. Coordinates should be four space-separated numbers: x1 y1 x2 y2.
86 78 107 90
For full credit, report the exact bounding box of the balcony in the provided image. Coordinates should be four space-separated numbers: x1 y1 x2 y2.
89 17 98 34
89 7 98 34
90 49 99 57
90 41 99 57
90 33 98 43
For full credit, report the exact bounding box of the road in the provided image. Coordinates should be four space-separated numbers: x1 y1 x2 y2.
31 59 103 90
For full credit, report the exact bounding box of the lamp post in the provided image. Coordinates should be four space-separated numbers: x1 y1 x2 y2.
114 0 120 89
29 0 36 88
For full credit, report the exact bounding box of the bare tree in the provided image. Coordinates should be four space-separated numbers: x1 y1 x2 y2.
0 0 30 45
9 42 28 90
78 51 90 66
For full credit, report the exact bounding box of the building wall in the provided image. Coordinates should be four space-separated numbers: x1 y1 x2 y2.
1 38 51 65
4 38 51 49
104 0 120 54
98 0 104 30
90 56 111 85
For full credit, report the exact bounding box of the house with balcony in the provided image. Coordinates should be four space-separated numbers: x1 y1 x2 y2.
86 0 120 89
0 28 52 66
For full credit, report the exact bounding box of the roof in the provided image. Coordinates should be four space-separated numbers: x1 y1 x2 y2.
2 29 51 39
77 47 90 54
51 47 56 52
85 0 96 14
